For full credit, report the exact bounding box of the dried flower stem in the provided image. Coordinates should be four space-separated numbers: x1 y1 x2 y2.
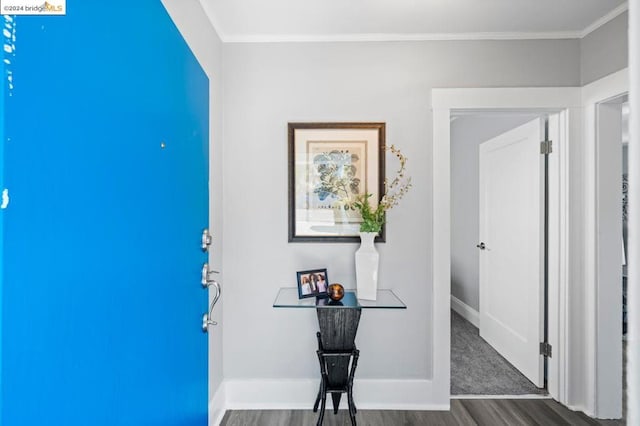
352 144 412 232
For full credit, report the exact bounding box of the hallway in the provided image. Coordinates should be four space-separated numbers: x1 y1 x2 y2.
451 311 547 395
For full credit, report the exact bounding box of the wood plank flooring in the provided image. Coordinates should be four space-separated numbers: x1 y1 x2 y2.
220 399 625 425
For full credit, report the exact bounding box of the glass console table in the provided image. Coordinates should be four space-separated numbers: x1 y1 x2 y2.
273 287 406 309
273 288 406 425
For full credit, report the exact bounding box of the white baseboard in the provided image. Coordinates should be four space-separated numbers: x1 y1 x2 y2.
568 404 593 419
451 295 479 328
223 378 449 411
451 394 551 400
209 382 227 426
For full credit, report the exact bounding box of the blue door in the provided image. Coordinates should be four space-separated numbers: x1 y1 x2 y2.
1 1 209 425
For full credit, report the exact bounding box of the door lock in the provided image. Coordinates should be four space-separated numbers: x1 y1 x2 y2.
201 228 212 252
476 242 486 250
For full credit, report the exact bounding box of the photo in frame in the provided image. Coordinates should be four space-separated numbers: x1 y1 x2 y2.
296 268 329 299
288 123 386 242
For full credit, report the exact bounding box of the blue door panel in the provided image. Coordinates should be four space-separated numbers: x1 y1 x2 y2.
1 2 208 425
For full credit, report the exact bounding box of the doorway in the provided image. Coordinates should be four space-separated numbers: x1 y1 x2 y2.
431 86 580 406
450 112 554 396
594 93 628 419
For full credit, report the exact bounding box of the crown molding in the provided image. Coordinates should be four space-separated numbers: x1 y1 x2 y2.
580 2 629 38
203 1 628 44
223 31 581 44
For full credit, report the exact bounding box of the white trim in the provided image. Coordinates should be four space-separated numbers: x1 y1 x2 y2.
209 383 227 426
432 107 453 409
432 87 581 410
581 3 629 38
432 88 581 109
203 4 626 44
560 108 581 406
582 69 630 104
451 296 479 328
627 3 639 424
223 378 448 410
581 68 629 419
451 394 550 400
223 31 581 44
546 112 560 399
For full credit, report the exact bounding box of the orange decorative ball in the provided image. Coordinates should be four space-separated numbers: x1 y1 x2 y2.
327 283 345 301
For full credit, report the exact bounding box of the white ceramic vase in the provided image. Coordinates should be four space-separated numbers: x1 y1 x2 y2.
355 232 379 300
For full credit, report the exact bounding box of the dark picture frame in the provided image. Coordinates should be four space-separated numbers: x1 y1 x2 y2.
288 122 386 243
296 268 330 299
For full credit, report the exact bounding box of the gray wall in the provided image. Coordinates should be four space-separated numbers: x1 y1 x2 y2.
221 39 580 382
450 114 540 311
162 0 225 410
581 11 629 85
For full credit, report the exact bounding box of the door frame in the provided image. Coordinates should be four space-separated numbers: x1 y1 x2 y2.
582 68 629 418
432 87 582 405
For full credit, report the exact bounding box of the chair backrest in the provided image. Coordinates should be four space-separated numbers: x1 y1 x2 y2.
316 308 361 351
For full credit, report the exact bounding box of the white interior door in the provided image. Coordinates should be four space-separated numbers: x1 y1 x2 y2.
479 118 545 388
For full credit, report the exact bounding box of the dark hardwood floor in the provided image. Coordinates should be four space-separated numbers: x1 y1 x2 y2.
221 399 625 425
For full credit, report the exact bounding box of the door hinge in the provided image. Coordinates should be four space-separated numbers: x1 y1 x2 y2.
540 342 552 358
540 140 553 155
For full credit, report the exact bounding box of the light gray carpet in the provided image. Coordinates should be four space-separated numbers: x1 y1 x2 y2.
451 310 547 395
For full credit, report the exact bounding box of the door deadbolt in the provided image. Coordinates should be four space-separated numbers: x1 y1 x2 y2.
201 229 212 252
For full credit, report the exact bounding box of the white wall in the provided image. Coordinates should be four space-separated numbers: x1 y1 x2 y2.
220 39 580 405
450 114 540 311
160 0 225 418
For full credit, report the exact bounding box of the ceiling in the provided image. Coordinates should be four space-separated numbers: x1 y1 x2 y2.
199 0 627 42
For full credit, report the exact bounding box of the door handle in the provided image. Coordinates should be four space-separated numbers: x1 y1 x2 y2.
201 263 219 287
201 263 221 333
202 279 221 333
476 242 486 250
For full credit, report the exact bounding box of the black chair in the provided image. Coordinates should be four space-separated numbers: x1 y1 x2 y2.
313 331 359 425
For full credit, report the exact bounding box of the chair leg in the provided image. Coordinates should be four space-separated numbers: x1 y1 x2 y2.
347 386 357 424
347 378 357 424
316 350 328 425
348 401 357 425
347 350 359 425
317 383 327 426
313 382 322 412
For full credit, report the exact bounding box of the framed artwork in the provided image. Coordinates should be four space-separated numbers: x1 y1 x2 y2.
296 268 329 299
288 122 386 242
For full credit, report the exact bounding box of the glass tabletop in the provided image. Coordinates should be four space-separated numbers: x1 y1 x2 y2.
273 287 407 309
